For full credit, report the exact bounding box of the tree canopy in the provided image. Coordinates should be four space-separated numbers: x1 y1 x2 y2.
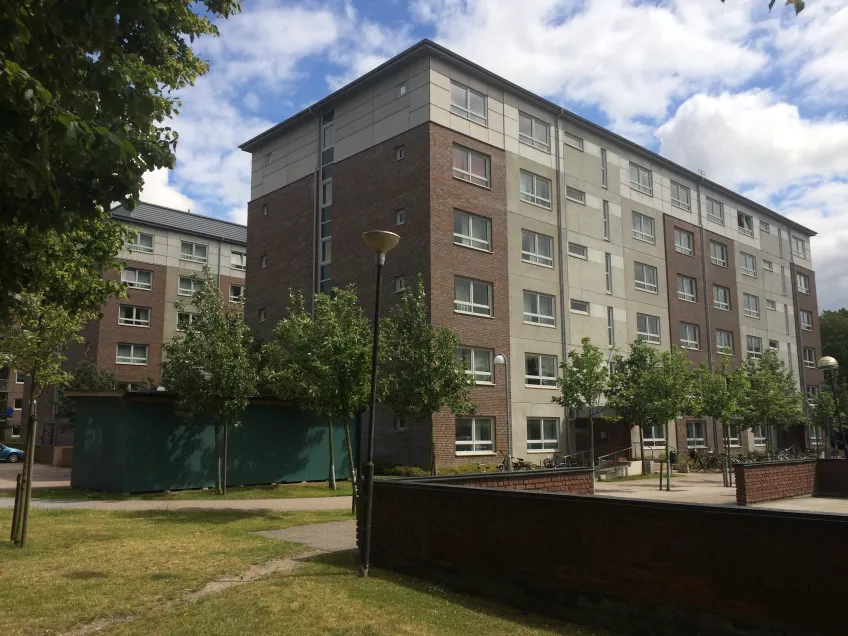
820 309 848 383
742 349 805 433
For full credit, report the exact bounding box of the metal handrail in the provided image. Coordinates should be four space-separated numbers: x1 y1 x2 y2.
597 445 634 463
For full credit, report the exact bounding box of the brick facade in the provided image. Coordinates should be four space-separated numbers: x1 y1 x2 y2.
436 467 594 494
791 263 823 392
734 460 816 505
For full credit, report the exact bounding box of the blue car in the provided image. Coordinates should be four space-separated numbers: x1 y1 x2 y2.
0 444 24 463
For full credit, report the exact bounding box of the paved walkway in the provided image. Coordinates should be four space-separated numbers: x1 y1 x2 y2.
0 463 71 489
0 496 353 512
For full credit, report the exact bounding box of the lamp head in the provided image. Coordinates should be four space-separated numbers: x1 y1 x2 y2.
362 231 400 256
818 356 839 371
493 354 507 366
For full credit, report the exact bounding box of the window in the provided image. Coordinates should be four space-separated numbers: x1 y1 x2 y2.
766 299 777 311
452 146 490 187
121 268 153 290
229 284 244 303
563 132 584 151
15 371 25 384
395 209 406 226
631 211 655 243
602 200 610 241
116 343 148 365
565 186 585 205
605 253 613 293
740 252 757 277
716 330 734 354
710 241 728 267
807 385 820 399
746 335 763 359
180 241 208 263
525 354 558 387
800 310 813 332
10 426 20 437
520 171 552 208
394 276 406 293
264 152 272 165
643 424 666 448
231 250 246 271
803 347 816 368
792 236 807 259
13 398 22 410
126 232 154 254
527 418 559 450
762 259 773 272
600 149 608 188
686 421 707 448
680 323 700 350
450 82 486 125
518 113 550 151
706 197 724 224
677 275 697 303
455 417 493 453
118 305 150 327
634 262 658 293
737 212 754 237
781 266 787 295
607 307 615 346
395 145 405 161
728 425 741 448
671 181 691 211
524 291 556 326
453 211 491 251
456 348 493 383
674 227 694 256
178 276 202 297
713 285 731 311
753 425 766 446
261 254 268 269
629 163 652 195
258 308 267 322
743 293 760 319
394 415 409 432
797 273 810 294
176 312 196 331
262 203 268 216
521 230 553 267
760 220 770 233
396 82 407 97
567 242 588 259
454 278 492 316
570 299 590 315
637 313 661 344
769 339 779 351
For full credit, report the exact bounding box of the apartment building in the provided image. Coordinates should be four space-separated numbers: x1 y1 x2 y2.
9 203 248 447
241 40 821 468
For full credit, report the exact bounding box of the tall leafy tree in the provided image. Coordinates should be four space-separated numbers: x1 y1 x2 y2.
381 278 475 475
742 349 805 454
162 267 259 495
264 288 370 507
553 337 609 468
820 309 848 383
56 361 118 433
1 0 240 318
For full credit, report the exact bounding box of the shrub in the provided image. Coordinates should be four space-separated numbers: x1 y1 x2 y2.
374 463 428 477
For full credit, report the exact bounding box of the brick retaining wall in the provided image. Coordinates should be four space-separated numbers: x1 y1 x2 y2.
436 468 594 494
734 460 816 505
814 458 848 498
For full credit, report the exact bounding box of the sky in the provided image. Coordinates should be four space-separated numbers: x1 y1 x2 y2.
140 0 848 309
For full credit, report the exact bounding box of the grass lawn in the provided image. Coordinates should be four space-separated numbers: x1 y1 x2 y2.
0 480 352 501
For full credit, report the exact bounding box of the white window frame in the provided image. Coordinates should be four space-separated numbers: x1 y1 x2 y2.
518 112 550 152
737 212 754 238
743 293 760 319
753 425 766 447
769 339 779 351
686 421 707 449
727 425 741 448
527 418 559 451
178 276 202 297
797 273 810 295
454 278 493 317
453 210 492 252
607 307 615 346
15 371 25 384
605 253 613 294
261 254 268 269
792 236 807 259
450 81 487 125
746 335 763 359
395 209 406 226
800 310 813 332
710 241 728 267
176 312 196 332
629 163 653 195
452 146 490 188
456 347 494 384
670 181 691 212
126 232 154 254
570 299 590 315
520 170 553 208
229 284 244 303
762 260 773 272
563 132 584 151
525 354 558 387
803 347 816 368
455 417 494 454
231 250 246 271
262 203 268 216
395 145 405 161
600 149 608 188
116 343 148 366
677 275 697 303
766 299 777 311
118 305 150 327
637 313 661 344
643 424 666 448
565 186 585 205
524 290 556 326
180 241 208 264
602 200 610 241
634 262 658 294
740 252 757 277
394 276 406 293
713 285 731 311
760 220 770 233
567 242 588 259
716 330 734 354
631 211 655 244
680 323 700 350
674 227 694 256
121 268 153 290
258 308 267 323
396 82 407 98
706 197 724 225
13 398 23 410
521 230 554 268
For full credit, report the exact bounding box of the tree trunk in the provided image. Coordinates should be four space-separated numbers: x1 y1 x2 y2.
588 413 595 470
222 421 228 496
343 418 356 515
664 423 670 491
638 425 646 475
327 417 336 490
14 376 39 548
430 417 437 476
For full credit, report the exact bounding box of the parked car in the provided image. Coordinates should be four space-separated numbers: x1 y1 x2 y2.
0 444 24 463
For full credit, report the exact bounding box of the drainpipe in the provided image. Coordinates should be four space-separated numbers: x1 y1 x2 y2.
555 111 569 454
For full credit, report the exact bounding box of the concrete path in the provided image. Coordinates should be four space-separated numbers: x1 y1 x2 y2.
256 519 357 552
0 463 71 489
0 496 353 512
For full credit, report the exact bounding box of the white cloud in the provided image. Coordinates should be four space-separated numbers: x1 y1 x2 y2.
139 168 195 211
227 206 248 226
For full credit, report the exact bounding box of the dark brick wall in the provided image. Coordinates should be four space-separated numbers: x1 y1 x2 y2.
367 477 848 635
813 458 848 498
791 263 823 391
734 460 816 505
705 227 742 358
436 468 594 494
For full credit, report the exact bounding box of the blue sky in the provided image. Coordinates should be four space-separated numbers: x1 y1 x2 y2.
141 0 848 308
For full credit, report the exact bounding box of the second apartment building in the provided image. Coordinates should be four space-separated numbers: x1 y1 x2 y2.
241 40 821 468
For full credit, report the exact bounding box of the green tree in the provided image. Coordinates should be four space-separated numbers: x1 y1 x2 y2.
1 0 240 318
381 278 476 475
264 288 370 507
162 267 259 495
820 309 848 383
742 349 805 454
553 337 609 469
56 361 118 432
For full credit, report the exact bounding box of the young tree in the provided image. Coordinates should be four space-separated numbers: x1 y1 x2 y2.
742 349 805 455
162 267 259 495
264 288 371 508
56 361 118 432
381 278 476 475
553 337 609 469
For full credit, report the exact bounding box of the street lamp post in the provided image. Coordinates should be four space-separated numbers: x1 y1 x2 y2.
359 230 400 578
493 354 512 471
818 356 847 459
